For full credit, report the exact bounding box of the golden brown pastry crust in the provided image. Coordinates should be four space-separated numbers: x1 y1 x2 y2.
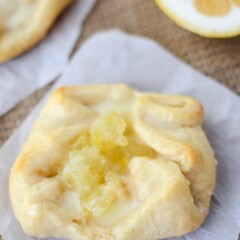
10 84 216 240
0 0 73 63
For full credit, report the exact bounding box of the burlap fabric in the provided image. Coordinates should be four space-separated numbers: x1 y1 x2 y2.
0 0 240 147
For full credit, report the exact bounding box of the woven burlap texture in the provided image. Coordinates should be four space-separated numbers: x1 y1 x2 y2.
0 0 240 147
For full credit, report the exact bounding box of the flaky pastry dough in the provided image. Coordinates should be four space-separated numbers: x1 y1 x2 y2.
10 84 216 240
0 0 72 63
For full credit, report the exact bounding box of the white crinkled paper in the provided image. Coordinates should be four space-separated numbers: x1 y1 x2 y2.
0 30 240 240
0 0 96 116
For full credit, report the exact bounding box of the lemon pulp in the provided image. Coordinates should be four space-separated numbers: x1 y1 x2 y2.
194 0 231 16
156 0 240 38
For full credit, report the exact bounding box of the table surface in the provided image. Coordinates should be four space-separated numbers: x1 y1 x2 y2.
0 0 240 147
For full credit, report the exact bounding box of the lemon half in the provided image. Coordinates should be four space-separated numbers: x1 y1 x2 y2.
155 0 240 38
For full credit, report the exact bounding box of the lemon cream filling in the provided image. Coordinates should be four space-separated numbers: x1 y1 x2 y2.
62 110 157 225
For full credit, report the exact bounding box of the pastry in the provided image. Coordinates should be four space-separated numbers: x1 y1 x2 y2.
0 0 73 63
10 84 216 240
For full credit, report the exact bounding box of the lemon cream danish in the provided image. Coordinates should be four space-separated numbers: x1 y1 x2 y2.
10 84 216 240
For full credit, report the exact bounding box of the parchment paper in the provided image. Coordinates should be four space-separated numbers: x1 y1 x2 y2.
0 0 96 116
0 30 240 240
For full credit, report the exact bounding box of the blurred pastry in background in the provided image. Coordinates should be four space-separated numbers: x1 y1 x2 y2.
0 0 73 63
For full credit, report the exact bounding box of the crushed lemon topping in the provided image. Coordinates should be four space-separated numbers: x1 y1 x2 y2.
63 112 156 218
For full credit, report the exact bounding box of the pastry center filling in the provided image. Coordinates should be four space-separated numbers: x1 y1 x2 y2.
62 112 157 219
0 0 37 31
